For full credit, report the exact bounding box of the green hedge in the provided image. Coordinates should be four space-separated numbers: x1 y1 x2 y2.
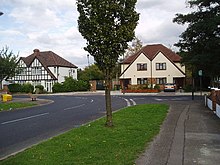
52 77 90 93
8 83 34 93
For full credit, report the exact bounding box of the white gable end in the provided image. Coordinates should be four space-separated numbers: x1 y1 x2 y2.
120 53 151 84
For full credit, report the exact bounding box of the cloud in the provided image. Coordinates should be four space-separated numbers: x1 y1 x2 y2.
0 0 192 69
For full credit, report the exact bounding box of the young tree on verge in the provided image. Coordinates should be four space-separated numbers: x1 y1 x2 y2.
77 0 139 126
173 0 220 82
0 46 19 83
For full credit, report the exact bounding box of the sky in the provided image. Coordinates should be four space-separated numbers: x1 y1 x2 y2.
0 0 192 69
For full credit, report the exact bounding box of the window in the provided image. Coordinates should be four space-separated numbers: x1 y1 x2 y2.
156 63 166 70
137 78 148 85
137 63 147 71
156 78 167 84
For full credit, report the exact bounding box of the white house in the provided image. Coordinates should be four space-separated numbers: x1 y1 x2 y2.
120 44 185 89
6 49 78 92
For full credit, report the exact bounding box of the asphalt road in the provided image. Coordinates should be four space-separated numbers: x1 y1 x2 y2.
0 94 199 159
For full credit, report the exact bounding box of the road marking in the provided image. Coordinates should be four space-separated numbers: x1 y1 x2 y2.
130 99 136 106
1 113 49 125
90 99 94 103
124 98 131 106
63 104 85 111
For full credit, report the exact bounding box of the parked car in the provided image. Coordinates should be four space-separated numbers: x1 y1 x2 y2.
164 83 176 92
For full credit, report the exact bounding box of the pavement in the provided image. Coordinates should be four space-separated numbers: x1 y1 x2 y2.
135 99 220 165
1 91 220 165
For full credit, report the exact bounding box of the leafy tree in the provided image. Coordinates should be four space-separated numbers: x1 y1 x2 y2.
77 0 139 126
0 46 19 83
78 64 104 82
173 0 220 83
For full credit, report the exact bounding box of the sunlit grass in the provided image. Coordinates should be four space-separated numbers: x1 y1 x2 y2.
0 102 37 111
0 104 169 165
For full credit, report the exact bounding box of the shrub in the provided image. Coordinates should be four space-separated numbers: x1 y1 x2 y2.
22 83 34 93
154 84 161 91
8 84 23 93
183 84 193 92
35 85 44 94
52 83 64 93
52 77 90 93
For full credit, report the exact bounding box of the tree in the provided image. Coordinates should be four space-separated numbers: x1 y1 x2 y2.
125 36 143 58
0 46 19 83
77 0 139 126
78 64 104 82
173 0 220 83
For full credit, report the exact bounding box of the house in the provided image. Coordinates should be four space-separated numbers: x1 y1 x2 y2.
120 44 185 90
6 49 78 92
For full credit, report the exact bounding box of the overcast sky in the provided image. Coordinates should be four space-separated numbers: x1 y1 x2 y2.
0 0 192 69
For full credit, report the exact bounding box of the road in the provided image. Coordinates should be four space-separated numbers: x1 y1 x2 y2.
0 94 200 159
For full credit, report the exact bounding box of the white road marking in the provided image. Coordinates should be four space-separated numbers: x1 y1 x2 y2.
124 98 131 106
1 113 49 125
63 104 85 111
90 99 94 103
130 99 136 106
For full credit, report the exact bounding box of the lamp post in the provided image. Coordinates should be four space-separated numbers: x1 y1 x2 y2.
0 12 3 16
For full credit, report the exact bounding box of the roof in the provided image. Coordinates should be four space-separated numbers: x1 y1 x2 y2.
123 44 181 64
21 49 77 68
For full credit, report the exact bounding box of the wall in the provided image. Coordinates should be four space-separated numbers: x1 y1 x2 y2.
205 89 220 119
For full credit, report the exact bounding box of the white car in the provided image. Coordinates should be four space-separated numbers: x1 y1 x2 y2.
164 83 176 92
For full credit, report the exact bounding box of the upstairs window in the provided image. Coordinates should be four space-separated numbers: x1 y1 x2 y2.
137 63 147 71
156 63 166 70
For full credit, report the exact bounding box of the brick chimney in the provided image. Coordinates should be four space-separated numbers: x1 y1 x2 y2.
33 49 40 53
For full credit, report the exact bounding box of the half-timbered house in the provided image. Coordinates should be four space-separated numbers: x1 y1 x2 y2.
6 49 77 92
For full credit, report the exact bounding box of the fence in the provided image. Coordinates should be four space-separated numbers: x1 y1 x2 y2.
205 89 220 118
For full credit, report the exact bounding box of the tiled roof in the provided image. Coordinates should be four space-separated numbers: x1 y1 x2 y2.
22 49 77 68
123 44 181 64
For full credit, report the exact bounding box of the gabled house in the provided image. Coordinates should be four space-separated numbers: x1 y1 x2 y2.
6 49 78 92
120 44 185 90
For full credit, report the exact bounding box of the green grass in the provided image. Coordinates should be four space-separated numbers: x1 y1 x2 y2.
0 104 169 165
0 102 37 111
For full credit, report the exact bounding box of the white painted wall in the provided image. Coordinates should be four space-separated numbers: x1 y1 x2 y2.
216 104 220 118
207 98 213 110
48 67 77 83
120 52 185 85
120 53 151 84
152 52 185 83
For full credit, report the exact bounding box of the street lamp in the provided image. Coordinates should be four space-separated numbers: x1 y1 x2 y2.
0 12 3 16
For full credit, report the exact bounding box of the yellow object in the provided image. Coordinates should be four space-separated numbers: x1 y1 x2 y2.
2 94 12 102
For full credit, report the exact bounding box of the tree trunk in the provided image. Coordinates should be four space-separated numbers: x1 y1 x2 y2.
105 70 113 127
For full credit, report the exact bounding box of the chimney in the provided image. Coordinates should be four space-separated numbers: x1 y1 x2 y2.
33 49 40 53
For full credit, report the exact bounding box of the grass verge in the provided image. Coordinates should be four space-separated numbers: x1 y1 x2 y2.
0 104 169 165
0 102 37 112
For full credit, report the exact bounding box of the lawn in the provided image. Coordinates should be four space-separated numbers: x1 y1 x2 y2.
0 104 169 165
0 102 37 112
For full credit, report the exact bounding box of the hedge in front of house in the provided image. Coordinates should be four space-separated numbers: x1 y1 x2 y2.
8 83 34 93
52 77 90 93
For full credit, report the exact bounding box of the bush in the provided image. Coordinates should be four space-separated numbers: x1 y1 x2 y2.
183 84 193 92
35 85 44 94
154 84 161 91
22 83 34 93
52 83 64 93
52 77 90 93
8 84 23 93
